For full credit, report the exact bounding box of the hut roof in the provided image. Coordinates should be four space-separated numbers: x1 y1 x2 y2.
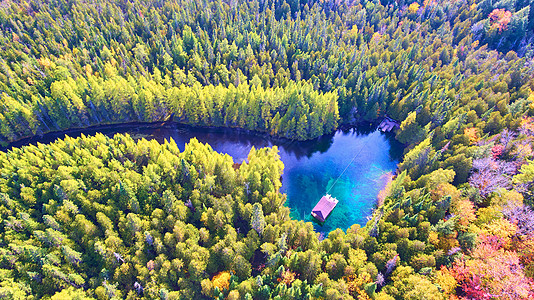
311 195 339 222
378 116 400 132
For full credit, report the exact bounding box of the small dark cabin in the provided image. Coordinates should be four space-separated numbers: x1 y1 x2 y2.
311 194 339 222
378 116 400 132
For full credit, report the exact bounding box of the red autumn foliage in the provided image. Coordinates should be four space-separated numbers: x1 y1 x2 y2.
445 235 534 299
488 9 512 32
492 144 505 159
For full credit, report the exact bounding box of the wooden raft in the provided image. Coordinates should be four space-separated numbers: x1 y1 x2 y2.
311 194 339 222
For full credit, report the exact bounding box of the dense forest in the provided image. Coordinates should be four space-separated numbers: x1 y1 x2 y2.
1 0 534 298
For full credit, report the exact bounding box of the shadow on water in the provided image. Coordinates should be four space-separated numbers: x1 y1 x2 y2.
2 122 402 236
1 122 162 152
200 126 337 160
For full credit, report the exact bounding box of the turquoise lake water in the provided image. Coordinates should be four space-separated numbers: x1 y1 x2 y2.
278 129 401 234
4 124 402 235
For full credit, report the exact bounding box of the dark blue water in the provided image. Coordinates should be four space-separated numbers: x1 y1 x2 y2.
4 124 402 234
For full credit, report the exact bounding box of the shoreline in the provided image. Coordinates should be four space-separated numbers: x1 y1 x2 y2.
1 118 403 235
1 118 392 152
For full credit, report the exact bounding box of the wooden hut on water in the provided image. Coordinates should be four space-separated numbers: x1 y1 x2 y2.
311 194 339 222
378 116 400 132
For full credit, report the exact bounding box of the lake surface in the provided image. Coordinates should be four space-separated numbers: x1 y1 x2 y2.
3 124 402 235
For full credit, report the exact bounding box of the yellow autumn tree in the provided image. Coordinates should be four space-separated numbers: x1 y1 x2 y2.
212 271 231 291
464 127 479 144
451 198 476 228
408 2 420 14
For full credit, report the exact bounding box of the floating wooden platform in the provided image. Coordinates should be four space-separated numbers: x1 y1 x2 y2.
311 194 339 222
